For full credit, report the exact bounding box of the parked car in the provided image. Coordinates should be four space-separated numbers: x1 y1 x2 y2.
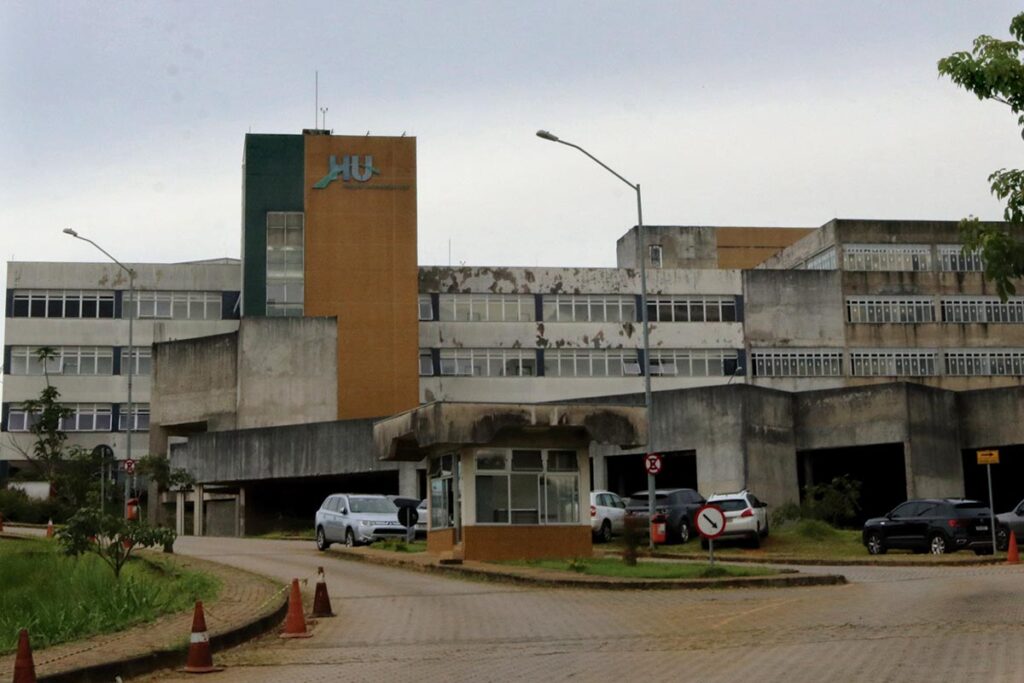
701 491 769 548
625 488 706 543
997 497 1024 545
315 494 407 550
590 490 627 542
416 499 428 538
862 499 1009 556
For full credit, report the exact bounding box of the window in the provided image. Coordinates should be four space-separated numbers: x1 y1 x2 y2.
649 245 663 268
474 449 579 525
799 247 837 270
846 297 935 323
941 297 1024 323
266 211 304 317
938 245 984 272
118 404 150 431
647 349 739 377
418 295 434 321
59 404 113 432
9 347 113 376
843 245 931 271
751 350 843 377
429 454 455 529
120 348 152 376
850 350 937 377
541 295 636 322
6 409 39 432
646 296 737 323
437 294 534 322
126 291 222 320
419 350 434 376
945 350 1024 376
10 290 115 318
438 348 536 377
543 349 640 377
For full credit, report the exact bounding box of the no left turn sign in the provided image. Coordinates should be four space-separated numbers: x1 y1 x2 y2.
644 454 662 475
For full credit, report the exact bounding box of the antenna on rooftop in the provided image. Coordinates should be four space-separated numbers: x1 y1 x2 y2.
320 107 328 130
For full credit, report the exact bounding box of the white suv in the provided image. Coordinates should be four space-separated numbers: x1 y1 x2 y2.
315 494 406 549
703 491 769 548
590 490 627 542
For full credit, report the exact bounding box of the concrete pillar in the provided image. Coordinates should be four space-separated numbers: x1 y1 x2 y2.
591 452 607 491
398 462 418 499
175 491 185 536
193 485 205 537
237 486 246 537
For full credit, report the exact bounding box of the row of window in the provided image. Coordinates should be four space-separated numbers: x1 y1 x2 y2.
846 296 1024 324
7 347 151 376
751 349 1024 377
266 211 304 317
799 244 986 273
419 294 741 323
6 403 150 432
10 289 230 320
419 348 741 378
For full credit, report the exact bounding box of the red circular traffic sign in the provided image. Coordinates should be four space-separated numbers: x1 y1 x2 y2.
123 458 136 474
644 454 662 475
695 504 727 539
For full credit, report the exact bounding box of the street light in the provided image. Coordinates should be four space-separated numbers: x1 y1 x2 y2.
535 129 657 549
63 228 136 517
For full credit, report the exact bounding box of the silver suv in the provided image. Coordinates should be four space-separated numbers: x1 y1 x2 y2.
315 494 407 550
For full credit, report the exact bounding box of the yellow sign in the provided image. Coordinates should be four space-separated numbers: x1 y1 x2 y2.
977 450 1000 465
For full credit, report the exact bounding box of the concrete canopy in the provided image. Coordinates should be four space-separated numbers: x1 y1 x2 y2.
375 402 648 462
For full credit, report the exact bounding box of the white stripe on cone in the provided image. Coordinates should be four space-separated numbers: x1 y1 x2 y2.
190 632 209 644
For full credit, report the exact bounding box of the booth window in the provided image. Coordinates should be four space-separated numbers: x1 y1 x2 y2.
475 449 580 525
429 454 455 529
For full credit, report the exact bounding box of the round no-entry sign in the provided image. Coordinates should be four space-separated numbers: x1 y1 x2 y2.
644 454 662 475
123 458 136 474
695 504 727 539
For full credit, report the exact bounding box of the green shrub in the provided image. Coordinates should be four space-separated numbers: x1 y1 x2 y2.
698 564 729 579
565 557 587 573
0 488 68 524
793 518 840 541
770 476 862 529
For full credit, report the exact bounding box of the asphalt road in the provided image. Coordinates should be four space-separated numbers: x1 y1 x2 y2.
133 536 1024 683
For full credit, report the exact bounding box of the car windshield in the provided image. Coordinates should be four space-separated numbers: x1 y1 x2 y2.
712 499 748 512
349 497 398 514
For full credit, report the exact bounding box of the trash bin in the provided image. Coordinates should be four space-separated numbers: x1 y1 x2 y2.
650 513 667 544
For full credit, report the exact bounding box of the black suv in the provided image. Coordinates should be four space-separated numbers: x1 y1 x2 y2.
625 488 705 543
862 499 1008 555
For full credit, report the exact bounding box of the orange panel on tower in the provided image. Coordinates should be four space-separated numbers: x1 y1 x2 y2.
303 134 419 419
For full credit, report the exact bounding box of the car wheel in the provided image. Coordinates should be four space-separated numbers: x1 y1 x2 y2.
678 520 691 544
749 530 761 549
316 526 330 551
929 533 949 555
599 520 613 543
344 528 356 548
761 520 770 539
866 532 887 555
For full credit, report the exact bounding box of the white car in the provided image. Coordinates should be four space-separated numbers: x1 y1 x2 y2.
703 491 769 548
315 494 407 549
590 490 627 542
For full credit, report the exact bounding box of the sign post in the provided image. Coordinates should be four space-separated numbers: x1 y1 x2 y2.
695 504 726 566
397 505 419 544
92 445 114 516
644 455 662 551
977 450 1000 552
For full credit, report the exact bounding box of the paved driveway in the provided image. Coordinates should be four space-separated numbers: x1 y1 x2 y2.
143 536 1024 682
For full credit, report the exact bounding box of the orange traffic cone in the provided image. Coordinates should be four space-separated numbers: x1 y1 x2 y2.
310 567 334 618
13 629 36 683
182 601 223 674
45 519 53 538
280 578 313 638
1008 531 1020 565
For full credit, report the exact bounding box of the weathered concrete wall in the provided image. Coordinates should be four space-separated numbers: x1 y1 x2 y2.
794 383 909 451
236 317 338 428
7 260 240 291
904 384 962 498
152 332 239 431
958 386 1024 449
744 270 845 347
170 418 388 484
616 225 719 270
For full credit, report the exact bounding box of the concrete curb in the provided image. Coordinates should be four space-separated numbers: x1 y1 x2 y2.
327 547 848 590
627 550 1007 567
9 553 290 683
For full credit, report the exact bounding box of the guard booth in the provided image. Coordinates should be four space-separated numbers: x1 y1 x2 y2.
374 402 646 562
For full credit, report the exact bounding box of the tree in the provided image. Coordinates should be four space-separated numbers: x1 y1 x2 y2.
57 508 176 578
14 347 73 484
939 12 1024 299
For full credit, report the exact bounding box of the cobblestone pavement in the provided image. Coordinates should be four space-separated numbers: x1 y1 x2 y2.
135 536 1024 683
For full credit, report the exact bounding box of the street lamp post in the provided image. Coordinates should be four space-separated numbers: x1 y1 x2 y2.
536 130 657 550
63 228 135 517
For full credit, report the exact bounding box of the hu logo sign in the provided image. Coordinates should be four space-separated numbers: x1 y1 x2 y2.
313 154 380 189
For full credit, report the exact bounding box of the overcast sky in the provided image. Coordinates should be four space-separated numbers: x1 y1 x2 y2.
1 1 1021 273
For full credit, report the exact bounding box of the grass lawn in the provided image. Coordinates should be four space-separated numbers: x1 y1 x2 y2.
370 538 427 553
505 557 777 579
0 537 220 655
